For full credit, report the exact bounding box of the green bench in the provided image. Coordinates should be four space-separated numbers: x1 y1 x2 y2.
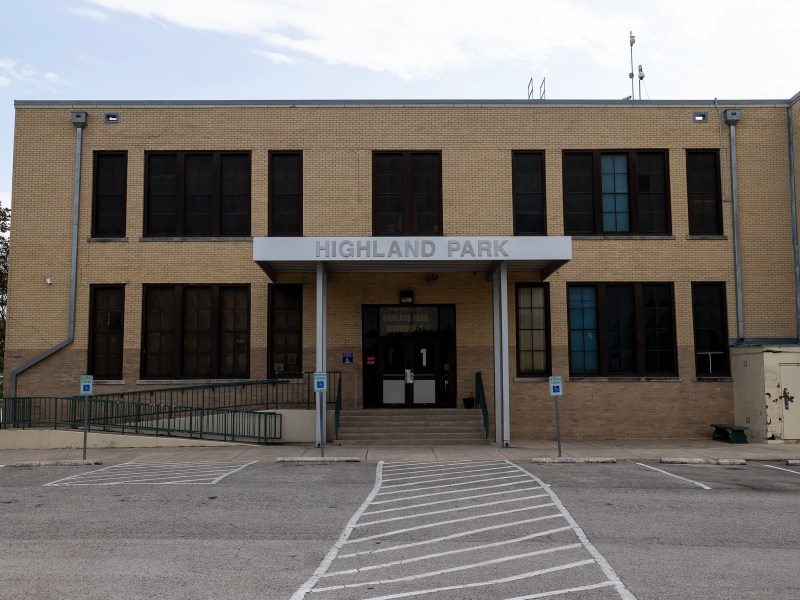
710 423 749 444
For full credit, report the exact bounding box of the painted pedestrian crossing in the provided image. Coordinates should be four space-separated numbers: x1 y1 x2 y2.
292 460 635 600
44 460 256 486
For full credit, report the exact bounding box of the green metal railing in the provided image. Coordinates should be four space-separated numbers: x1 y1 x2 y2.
475 371 490 439
334 376 343 440
1 395 281 443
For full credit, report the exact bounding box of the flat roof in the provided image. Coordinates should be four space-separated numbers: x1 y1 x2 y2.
13 97 797 108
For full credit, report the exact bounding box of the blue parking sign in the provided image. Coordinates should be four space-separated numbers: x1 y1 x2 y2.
548 376 563 397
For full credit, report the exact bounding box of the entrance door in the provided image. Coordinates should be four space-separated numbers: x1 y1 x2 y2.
779 363 800 440
381 339 437 406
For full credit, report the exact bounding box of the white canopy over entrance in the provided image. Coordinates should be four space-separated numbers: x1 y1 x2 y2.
253 236 572 447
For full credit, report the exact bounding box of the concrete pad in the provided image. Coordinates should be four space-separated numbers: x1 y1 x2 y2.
275 457 361 463
530 457 616 464
365 446 438 462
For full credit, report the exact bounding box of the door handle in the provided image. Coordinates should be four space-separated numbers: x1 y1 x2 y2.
405 369 414 384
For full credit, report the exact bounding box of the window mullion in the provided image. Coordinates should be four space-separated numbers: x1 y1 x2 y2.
174 285 184 378
629 152 639 234
592 152 602 234
633 284 645 377
212 153 221 237
211 285 221 378
597 285 609 377
176 153 186 236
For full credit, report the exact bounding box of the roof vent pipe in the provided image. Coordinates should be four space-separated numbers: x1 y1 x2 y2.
8 112 86 397
724 109 744 342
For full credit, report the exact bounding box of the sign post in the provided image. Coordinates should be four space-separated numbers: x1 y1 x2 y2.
548 376 563 458
79 375 94 460
314 372 328 457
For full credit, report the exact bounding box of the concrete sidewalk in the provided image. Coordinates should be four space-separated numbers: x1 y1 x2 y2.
1 437 799 466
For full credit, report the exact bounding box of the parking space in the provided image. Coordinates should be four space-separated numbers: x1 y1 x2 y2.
43 460 258 486
293 460 634 599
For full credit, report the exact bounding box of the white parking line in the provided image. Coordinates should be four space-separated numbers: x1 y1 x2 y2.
338 515 567 559
324 527 574 577
762 464 800 476
44 461 257 486
294 460 636 600
312 543 583 593
634 462 712 490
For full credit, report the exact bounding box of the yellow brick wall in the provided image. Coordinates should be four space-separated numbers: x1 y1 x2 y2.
6 101 797 438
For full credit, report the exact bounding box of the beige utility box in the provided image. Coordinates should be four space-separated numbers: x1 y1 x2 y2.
731 346 800 441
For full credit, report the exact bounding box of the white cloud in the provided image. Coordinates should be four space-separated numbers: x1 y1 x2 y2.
67 6 112 21
254 50 295 65
84 0 800 96
0 59 70 90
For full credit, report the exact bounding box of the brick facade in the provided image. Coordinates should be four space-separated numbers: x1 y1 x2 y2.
6 97 800 438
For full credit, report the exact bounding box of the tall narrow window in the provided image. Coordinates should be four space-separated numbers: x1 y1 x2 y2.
568 286 599 374
145 151 250 237
512 152 545 235
687 151 722 235
692 283 730 376
142 285 249 379
373 152 441 236
516 284 549 376
269 152 302 236
269 285 303 376
568 283 677 377
89 286 124 379
92 152 127 238
563 150 669 235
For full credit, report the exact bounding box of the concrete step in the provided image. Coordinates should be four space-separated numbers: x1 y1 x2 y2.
338 426 484 435
336 438 490 446
335 409 487 445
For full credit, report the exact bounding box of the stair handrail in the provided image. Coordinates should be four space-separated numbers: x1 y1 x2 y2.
334 374 342 440
475 371 490 439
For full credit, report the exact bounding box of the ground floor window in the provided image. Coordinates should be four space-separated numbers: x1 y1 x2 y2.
568 283 677 377
692 283 730 377
516 284 550 377
89 285 124 379
141 284 249 379
269 284 302 376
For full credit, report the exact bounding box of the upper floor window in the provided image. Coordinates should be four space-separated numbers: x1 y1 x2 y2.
145 151 250 237
563 150 669 235
512 151 546 235
92 151 127 238
687 150 722 235
568 283 677 377
269 151 302 236
373 151 441 236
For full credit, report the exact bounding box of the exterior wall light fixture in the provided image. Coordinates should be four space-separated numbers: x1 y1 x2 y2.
399 290 414 304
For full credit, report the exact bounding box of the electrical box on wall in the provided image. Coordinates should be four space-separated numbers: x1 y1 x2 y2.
723 109 741 124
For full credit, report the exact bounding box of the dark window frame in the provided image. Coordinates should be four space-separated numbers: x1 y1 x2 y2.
567 282 678 377
512 151 546 235
515 283 551 377
686 149 723 235
268 150 303 236
140 284 250 379
92 151 128 238
562 149 671 235
691 282 730 377
88 284 125 379
144 151 251 237
268 284 303 377
372 150 443 236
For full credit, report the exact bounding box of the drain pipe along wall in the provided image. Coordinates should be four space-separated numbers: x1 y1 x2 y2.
9 111 86 397
725 109 745 341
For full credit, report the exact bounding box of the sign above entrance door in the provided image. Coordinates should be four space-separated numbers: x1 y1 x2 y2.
253 236 572 276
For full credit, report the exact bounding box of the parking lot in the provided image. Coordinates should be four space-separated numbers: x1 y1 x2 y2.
1 456 800 599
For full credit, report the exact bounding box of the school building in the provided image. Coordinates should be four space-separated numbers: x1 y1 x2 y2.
6 94 800 444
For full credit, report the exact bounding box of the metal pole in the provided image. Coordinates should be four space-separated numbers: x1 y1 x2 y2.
318 392 325 457
554 396 562 458
82 395 90 460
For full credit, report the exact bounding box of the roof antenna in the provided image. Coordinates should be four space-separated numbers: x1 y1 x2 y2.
628 31 636 100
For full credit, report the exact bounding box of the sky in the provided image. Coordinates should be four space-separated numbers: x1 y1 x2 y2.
2 0 799 211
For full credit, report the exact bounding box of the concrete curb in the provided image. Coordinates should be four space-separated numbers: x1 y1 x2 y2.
276 457 361 463
530 458 616 464
10 460 103 468
787 460 800 466
660 458 746 465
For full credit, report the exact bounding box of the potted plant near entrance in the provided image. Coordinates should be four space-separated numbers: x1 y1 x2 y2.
462 392 476 409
